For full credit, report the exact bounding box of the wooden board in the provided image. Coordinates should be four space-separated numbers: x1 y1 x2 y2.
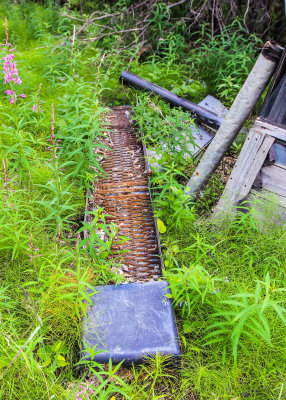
215 127 275 214
215 117 286 220
260 164 286 197
256 119 286 141
244 189 286 223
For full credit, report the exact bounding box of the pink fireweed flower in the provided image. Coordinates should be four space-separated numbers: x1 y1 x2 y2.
27 234 41 262
3 51 22 85
33 83 44 113
51 103 55 137
47 104 61 160
2 17 25 102
76 379 95 400
4 90 25 104
5 89 17 104
57 224 65 245
53 223 65 249
32 103 44 113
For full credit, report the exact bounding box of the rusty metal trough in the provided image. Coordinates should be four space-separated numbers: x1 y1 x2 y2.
85 106 163 282
82 106 180 365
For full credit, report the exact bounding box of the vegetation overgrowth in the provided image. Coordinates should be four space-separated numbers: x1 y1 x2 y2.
0 1 286 399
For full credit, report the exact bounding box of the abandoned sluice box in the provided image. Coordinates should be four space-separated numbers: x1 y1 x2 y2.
82 106 181 365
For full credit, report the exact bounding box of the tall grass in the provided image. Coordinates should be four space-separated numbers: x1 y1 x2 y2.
0 2 285 400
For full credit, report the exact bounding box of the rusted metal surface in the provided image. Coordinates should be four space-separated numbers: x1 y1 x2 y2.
86 106 163 282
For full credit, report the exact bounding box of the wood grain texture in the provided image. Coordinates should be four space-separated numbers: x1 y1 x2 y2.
260 164 286 197
256 119 286 141
245 189 286 223
215 129 275 214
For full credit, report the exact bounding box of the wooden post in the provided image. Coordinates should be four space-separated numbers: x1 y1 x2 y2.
215 119 286 218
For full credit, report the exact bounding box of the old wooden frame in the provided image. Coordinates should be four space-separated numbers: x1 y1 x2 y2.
215 118 286 219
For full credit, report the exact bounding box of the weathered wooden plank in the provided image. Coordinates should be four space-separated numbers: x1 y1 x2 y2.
248 188 286 208
215 129 275 214
255 119 286 141
260 164 286 197
244 189 286 223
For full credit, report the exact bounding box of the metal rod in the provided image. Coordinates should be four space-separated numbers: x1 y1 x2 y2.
185 41 283 199
120 70 223 130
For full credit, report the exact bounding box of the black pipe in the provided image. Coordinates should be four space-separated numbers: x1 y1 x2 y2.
120 70 223 130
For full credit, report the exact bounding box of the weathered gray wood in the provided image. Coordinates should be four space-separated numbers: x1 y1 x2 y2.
248 188 286 208
255 119 286 141
260 164 286 197
215 129 275 214
245 189 286 223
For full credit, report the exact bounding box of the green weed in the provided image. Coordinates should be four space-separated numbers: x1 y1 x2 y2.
0 2 285 400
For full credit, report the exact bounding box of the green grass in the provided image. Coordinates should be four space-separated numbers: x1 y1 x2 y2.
0 1 285 399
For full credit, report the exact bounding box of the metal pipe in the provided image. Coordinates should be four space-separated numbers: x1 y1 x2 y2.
120 70 223 130
185 41 283 199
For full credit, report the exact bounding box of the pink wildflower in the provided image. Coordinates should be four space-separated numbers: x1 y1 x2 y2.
2 17 25 102
33 83 44 113
3 51 22 85
32 103 44 113
51 103 55 137
5 89 17 104
56 223 65 245
76 379 95 400
27 234 41 262
47 104 61 160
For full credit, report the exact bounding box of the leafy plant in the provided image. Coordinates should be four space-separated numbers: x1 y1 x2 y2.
204 273 286 364
0 3 286 400
188 20 263 106
77 354 131 400
37 340 68 371
165 263 220 314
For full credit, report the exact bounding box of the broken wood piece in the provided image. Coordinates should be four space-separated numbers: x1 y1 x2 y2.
215 119 286 220
215 123 275 215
